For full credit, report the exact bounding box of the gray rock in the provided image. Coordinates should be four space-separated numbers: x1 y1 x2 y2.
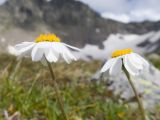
91 64 160 109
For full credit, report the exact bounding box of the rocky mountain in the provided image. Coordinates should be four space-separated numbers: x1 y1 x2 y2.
0 0 160 55
0 0 124 48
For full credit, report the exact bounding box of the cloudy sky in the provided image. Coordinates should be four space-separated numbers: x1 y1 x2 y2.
79 0 160 23
1 0 160 23
0 0 5 4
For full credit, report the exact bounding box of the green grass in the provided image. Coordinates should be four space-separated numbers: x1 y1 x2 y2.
0 53 160 120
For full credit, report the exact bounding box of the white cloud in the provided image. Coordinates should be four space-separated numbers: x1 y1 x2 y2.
102 9 160 23
79 0 130 13
0 0 6 5
101 13 130 23
79 0 160 23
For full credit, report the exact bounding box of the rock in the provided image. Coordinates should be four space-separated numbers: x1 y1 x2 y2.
91 64 160 109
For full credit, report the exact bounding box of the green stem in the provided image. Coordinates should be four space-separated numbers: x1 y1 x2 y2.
123 67 146 120
45 58 68 120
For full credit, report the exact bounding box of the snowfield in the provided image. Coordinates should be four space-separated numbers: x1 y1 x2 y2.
74 31 160 60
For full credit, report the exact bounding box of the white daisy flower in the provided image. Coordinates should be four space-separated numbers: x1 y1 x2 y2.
15 34 80 64
100 48 149 76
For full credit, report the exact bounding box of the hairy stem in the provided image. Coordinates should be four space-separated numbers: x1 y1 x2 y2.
123 67 146 120
45 58 68 120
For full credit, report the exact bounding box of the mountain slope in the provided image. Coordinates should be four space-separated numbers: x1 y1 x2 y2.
0 0 125 48
0 0 160 55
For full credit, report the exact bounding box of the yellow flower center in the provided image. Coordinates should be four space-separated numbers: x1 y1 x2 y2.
35 34 61 43
112 48 133 58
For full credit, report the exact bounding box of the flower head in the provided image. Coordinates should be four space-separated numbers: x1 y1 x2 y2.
15 33 80 64
101 48 149 76
111 48 133 58
35 34 61 43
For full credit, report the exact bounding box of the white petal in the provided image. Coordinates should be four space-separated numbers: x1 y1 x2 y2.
123 54 138 76
52 42 76 63
65 48 77 61
50 45 60 60
62 46 77 62
62 43 81 51
52 43 75 61
60 46 72 63
127 53 143 70
100 58 116 73
62 53 72 64
15 42 34 50
31 42 49 61
51 42 63 54
46 50 58 62
133 53 149 68
31 46 43 61
109 58 122 76
15 42 35 57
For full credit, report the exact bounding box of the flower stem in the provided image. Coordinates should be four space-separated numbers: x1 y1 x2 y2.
123 67 146 120
45 58 68 120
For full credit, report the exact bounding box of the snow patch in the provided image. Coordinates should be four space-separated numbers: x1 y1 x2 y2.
75 31 159 60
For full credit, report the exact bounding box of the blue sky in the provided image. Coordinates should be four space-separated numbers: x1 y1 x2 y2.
79 0 160 23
